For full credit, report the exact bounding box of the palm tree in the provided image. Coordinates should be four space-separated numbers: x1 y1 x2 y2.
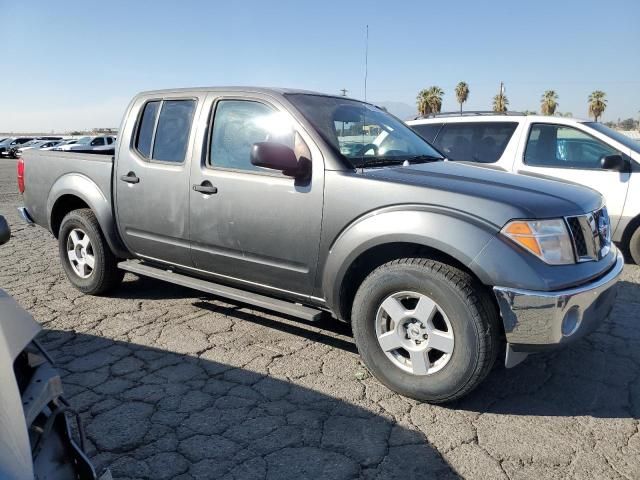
416 90 428 116
455 82 469 113
540 90 559 115
588 90 607 122
493 92 509 113
416 86 444 116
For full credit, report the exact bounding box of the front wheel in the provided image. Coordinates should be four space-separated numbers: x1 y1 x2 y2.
58 209 124 295
351 258 500 403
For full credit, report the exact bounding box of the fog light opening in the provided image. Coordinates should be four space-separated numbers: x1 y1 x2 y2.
562 306 582 337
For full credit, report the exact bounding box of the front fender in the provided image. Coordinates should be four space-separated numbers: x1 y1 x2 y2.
321 206 499 317
47 173 129 258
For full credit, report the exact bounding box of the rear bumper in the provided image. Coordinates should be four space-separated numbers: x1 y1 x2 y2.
17 206 35 224
494 249 623 352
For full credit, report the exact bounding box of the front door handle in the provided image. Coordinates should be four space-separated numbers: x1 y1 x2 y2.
120 172 140 184
193 181 217 194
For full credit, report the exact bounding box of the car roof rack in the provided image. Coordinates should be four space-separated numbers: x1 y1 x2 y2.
412 111 525 120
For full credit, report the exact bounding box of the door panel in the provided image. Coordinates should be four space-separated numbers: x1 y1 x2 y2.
115 95 203 266
517 122 630 233
189 94 324 296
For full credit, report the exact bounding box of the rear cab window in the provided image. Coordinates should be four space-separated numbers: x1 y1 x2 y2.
434 122 517 163
134 99 197 163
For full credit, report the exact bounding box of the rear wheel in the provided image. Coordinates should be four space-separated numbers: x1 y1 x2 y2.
58 209 123 295
351 258 500 403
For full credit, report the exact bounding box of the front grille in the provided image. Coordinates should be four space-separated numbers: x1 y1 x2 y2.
565 207 611 262
566 217 588 257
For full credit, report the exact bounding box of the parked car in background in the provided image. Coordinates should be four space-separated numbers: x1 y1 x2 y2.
0 137 35 157
50 139 78 150
56 135 116 151
19 87 622 403
13 140 65 156
408 113 640 264
0 215 102 480
35 136 63 141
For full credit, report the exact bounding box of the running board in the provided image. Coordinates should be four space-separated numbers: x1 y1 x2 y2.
117 260 323 322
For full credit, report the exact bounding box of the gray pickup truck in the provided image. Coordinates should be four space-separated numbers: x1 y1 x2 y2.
19 87 623 402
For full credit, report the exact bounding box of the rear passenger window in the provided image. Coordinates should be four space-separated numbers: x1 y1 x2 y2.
434 122 517 163
135 101 161 158
153 100 196 163
134 99 196 163
209 100 294 172
411 123 443 143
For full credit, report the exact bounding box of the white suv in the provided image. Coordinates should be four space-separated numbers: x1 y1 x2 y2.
407 113 640 263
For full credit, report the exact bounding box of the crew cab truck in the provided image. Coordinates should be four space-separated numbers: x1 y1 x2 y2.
19 88 623 402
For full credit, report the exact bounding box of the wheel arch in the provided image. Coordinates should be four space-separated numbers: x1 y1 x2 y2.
321 209 499 322
47 174 129 258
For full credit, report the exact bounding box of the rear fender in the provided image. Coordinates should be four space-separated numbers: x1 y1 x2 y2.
47 173 129 258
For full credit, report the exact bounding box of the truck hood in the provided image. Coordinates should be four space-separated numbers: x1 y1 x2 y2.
361 161 603 226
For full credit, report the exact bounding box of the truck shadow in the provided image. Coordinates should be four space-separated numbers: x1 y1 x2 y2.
110 274 639 421
39 329 458 480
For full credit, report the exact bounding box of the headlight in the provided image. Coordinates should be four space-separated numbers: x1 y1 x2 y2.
501 219 574 265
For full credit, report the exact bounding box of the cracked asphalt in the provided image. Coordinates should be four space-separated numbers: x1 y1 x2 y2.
1 158 639 479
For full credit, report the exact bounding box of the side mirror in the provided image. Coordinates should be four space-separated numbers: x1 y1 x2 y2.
250 142 310 179
0 215 11 246
601 154 627 172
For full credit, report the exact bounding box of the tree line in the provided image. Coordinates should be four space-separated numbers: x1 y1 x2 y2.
416 83 615 123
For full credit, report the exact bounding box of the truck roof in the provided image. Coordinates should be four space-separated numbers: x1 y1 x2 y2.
138 86 346 99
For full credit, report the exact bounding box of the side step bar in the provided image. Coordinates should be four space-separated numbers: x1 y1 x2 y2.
118 260 323 322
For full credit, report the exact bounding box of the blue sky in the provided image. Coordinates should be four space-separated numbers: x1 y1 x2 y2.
1 0 639 131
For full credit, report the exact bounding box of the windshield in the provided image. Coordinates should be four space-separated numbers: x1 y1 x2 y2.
583 122 640 154
75 136 92 145
285 94 444 168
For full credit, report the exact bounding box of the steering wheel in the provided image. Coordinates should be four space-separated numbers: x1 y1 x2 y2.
355 143 379 156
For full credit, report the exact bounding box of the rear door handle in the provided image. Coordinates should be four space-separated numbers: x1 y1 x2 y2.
120 172 140 184
193 181 217 194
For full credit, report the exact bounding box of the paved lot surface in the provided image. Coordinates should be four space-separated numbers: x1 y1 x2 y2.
1 158 639 479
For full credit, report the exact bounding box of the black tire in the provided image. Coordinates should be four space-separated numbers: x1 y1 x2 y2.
351 258 500 403
58 208 124 295
628 225 640 265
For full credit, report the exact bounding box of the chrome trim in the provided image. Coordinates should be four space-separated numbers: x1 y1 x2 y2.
565 206 611 262
494 249 623 347
17 206 34 225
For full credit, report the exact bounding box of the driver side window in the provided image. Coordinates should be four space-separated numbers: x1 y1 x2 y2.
524 124 618 170
209 100 294 172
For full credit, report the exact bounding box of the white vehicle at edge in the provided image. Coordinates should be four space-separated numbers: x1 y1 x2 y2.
56 135 116 151
407 113 640 264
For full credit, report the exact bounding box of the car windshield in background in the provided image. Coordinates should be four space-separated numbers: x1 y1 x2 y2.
286 94 443 168
74 136 92 145
584 122 640 154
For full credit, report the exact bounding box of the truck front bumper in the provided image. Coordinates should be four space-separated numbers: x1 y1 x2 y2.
493 249 624 364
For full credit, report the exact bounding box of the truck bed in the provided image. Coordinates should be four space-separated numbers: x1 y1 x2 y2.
22 150 114 231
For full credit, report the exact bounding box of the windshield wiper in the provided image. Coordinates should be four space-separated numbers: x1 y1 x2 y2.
355 155 444 168
354 157 407 168
403 155 444 163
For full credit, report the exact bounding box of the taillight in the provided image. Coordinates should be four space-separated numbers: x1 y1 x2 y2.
17 157 25 193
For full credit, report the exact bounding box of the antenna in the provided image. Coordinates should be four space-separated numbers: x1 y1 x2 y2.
364 25 369 102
